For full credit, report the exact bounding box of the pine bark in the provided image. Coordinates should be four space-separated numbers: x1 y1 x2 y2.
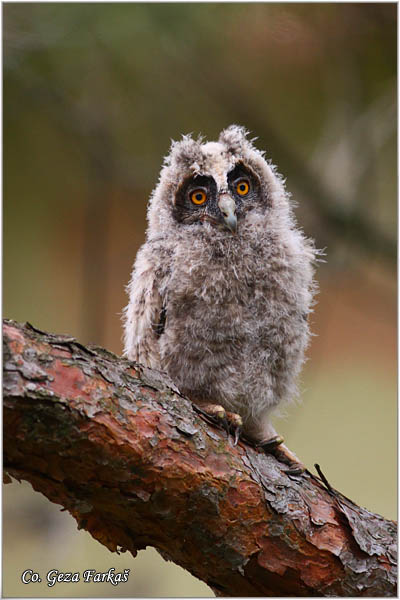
3 319 397 597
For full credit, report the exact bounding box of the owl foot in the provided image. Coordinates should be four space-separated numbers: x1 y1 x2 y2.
264 441 305 476
194 404 243 446
242 434 305 475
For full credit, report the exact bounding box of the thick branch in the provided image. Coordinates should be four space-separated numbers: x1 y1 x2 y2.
3 319 397 597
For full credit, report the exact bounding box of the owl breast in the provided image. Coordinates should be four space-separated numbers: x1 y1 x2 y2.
158 221 310 421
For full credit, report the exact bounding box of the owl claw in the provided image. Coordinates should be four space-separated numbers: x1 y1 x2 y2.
225 412 243 446
269 442 305 475
194 404 243 445
220 416 231 435
259 435 285 451
241 434 305 474
233 426 242 446
194 404 228 433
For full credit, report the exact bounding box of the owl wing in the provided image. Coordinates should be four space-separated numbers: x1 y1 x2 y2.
123 242 167 369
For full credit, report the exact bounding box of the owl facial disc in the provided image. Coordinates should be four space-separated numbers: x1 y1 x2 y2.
218 194 237 233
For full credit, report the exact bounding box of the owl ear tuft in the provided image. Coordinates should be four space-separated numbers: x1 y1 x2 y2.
167 134 203 170
219 124 250 155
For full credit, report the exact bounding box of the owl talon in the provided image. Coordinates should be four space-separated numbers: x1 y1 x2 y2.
199 403 227 421
259 435 284 451
285 465 304 476
269 443 305 475
195 405 244 444
195 403 228 432
225 412 243 446
233 426 242 446
220 416 231 435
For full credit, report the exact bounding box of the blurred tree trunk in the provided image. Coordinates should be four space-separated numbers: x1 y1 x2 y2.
3 319 397 597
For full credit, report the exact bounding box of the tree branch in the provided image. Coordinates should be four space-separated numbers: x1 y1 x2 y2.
3 319 397 597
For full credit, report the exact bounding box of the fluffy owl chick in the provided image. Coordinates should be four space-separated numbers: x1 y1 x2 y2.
123 125 316 458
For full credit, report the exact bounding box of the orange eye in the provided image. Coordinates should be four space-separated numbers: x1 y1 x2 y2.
190 189 207 205
236 179 249 196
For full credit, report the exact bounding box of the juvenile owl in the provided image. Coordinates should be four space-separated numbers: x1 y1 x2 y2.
124 125 316 466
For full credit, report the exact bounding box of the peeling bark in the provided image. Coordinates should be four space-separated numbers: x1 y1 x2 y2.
3 319 397 597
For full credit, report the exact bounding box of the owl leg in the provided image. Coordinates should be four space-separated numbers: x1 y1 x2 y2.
194 404 243 445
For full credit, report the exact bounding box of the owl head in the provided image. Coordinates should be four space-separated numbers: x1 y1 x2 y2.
146 125 293 238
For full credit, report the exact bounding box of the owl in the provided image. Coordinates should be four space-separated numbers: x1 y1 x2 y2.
123 125 316 470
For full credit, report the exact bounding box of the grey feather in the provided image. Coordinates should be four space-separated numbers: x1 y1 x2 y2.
123 125 317 442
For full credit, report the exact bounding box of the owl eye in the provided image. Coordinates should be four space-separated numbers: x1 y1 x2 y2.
236 179 250 196
190 189 207 205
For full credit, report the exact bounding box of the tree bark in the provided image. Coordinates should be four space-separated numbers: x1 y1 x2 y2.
3 319 397 597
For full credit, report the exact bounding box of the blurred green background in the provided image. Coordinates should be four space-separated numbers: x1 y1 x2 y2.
3 3 396 598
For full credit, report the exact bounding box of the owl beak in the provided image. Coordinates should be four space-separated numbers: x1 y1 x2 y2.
218 195 237 233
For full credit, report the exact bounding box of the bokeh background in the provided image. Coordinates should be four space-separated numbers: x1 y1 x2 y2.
3 3 396 597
